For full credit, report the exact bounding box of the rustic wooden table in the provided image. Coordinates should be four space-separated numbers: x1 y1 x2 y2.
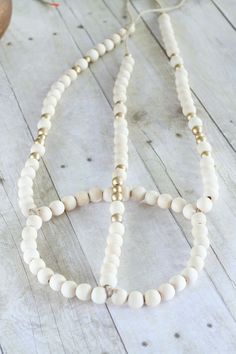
0 0 235 353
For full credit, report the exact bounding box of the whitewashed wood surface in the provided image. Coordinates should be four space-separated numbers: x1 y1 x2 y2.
0 0 236 353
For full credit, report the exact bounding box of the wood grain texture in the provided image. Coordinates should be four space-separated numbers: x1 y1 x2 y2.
0 0 236 353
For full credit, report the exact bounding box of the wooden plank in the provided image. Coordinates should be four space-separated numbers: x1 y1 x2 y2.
212 0 236 27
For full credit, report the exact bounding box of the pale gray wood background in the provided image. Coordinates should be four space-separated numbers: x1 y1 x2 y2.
0 0 236 353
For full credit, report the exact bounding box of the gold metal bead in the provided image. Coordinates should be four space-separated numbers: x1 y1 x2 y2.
72 65 81 74
35 135 46 145
115 113 125 119
196 134 206 144
201 151 211 157
38 128 48 136
112 176 123 186
112 193 123 201
187 113 196 121
41 113 50 119
112 185 123 194
175 64 182 70
192 126 203 135
115 164 126 171
30 152 40 160
111 213 123 223
85 56 91 63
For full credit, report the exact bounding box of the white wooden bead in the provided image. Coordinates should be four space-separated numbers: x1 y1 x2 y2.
62 196 77 211
171 197 187 213
158 283 175 301
188 256 204 271
37 118 52 131
96 43 106 56
49 273 66 291
158 194 172 209
21 167 36 179
114 102 127 116
182 267 198 285
61 281 77 298
29 258 46 275
197 141 212 155
191 245 207 259
105 244 121 257
125 55 135 66
144 190 159 206
104 38 114 51
188 116 203 130
110 201 125 215
43 95 58 107
76 283 92 301
111 289 127 305
194 235 210 248
131 186 146 201
113 92 127 103
26 215 42 230
169 275 187 292
192 224 208 238
23 249 39 264
191 212 207 225
30 143 45 156
103 187 112 202
22 226 37 240
76 58 88 71
109 222 124 235
91 287 107 304
144 289 161 307
49 200 65 216
101 262 117 274
86 49 99 62
59 75 71 87
48 89 61 101
75 191 89 206
128 291 144 309
111 33 121 44
18 187 33 199
89 187 103 203
21 239 37 252
200 156 214 168
41 105 55 116
107 233 123 247
119 28 127 38
197 196 213 213
37 267 54 284
100 274 117 287
18 176 33 188
65 69 77 81
37 206 52 222
103 254 120 267
170 54 183 68
183 204 196 219
51 82 65 93
25 158 39 171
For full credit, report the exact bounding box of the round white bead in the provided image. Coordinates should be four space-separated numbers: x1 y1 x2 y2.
75 191 89 206
192 224 208 238
105 244 121 257
128 291 144 309
110 201 125 215
49 89 61 101
41 105 55 116
21 167 36 179
197 197 213 213
51 82 65 93
107 233 123 247
100 274 117 287
62 195 77 211
194 235 210 248
191 212 207 225
66 69 77 81
101 262 117 274
31 143 45 156
86 49 99 62
111 33 121 44
76 58 88 71
26 215 42 230
96 43 106 56
103 254 120 267
25 158 39 171
21 239 37 252
49 273 66 291
131 186 146 202
37 267 54 284
91 287 107 304
49 200 65 216
29 258 46 275
191 245 207 259
197 141 212 155
171 197 187 213
188 116 203 130
109 222 124 235
37 118 51 131
144 289 161 307
103 187 112 202
18 176 33 189
169 275 186 292
61 281 77 298
188 256 204 271
104 39 114 51
111 288 127 306
76 283 92 301
23 249 39 264
119 28 127 38
37 206 52 222
114 102 127 116
89 187 103 203
144 190 159 206
182 267 198 285
157 194 172 209
183 204 196 219
22 226 37 240
18 187 33 199
158 283 175 301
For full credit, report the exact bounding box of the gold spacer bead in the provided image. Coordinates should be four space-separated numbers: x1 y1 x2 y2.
115 113 125 119
187 113 196 121
201 151 211 157
112 185 123 194
72 65 81 74
112 193 123 201
30 152 40 160
38 128 48 136
196 134 206 144
35 135 46 145
175 64 182 70
192 126 203 135
115 164 126 171
111 213 123 223
41 113 50 119
112 176 123 186
85 56 91 63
